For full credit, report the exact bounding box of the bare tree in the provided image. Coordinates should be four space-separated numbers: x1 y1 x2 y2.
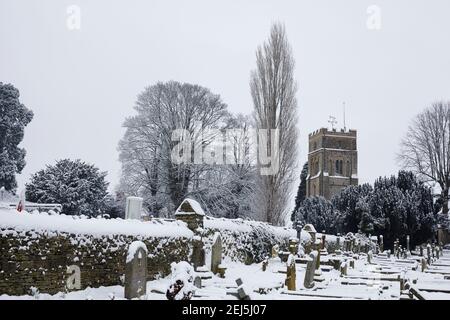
118 81 229 216
399 102 450 214
250 23 299 225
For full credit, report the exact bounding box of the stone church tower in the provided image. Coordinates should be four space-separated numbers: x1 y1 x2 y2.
306 128 358 200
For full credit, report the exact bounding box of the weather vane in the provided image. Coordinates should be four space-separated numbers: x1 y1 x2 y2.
328 116 337 130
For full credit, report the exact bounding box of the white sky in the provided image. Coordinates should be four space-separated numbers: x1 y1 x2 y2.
1 0 450 193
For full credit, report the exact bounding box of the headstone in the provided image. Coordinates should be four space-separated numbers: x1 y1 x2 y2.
427 244 432 265
124 241 148 299
406 235 410 253
125 197 143 220
340 261 348 276
191 237 205 269
236 278 251 300
336 234 341 248
367 250 373 264
271 245 280 258
349 259 355 269
262 256 269 272
421 257 427 272
304 251 318 289
302 224 317 243
211 232 222 274
285 254 296 291
321 234 326 250
316 247 321 270
436 247 440 260
289 238 299 255
194 276 202 289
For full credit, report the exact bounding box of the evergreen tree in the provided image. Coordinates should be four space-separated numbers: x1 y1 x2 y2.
291 162 308 221
0 83 33 191
293 196 337 234
26 159 109 217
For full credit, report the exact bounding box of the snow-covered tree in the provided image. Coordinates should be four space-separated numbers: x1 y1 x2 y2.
399 102 450 214
332 184 373 233
0 83 33 191
250 23 299 225
118 81 255 218
291 162 308 221
293 196 337 234
26 159 109 216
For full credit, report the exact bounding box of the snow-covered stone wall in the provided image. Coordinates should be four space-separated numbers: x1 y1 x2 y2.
0 209 192 295
203 217 308 264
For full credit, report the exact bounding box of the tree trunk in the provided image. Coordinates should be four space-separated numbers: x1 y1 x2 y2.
443 188 449 215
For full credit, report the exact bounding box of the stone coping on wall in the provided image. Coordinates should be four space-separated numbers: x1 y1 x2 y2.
0 208 193 239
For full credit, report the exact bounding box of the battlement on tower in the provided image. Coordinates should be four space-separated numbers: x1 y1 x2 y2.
308 128 357 138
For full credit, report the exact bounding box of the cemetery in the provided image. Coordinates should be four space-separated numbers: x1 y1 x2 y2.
1 198 450 300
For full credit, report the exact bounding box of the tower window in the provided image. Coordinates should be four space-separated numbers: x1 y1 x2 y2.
335 160 343 175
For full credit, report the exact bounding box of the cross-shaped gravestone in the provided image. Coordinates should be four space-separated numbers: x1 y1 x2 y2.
124 241 148 299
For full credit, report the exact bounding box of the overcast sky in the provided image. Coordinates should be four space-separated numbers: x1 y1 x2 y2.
1 0 450 193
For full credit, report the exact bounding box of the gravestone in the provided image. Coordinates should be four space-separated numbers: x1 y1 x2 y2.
349 259 355 269
321 234 326 250
406 235 410 253
436 247 440 259
304 251 318 289
191 237 205 269
124 241 148 299
271 245 280 258
421 257 427 272
125 197 143 220
303 224 317 243
379 235 384 253
211 232 222 274
289 238 299 255
427 244 432 265
367 250 373 264
236 278 251 300
262 256 269 271
285 254 296 291
194 276 202 289
340 261 348 276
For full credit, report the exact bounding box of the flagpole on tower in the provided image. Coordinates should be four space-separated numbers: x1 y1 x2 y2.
343 101 347 132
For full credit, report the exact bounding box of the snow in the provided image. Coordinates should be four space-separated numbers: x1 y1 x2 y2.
175 198 205 216
204 216 306 240
126 241 148 263
4 250 450 300
0 208 193 239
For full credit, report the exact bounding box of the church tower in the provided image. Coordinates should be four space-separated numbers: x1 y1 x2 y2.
306 128 358 200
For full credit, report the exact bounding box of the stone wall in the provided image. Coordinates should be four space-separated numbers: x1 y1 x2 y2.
203 217 301 264
0 229 190 296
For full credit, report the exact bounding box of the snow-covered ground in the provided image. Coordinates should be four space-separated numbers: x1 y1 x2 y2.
7 252 450 300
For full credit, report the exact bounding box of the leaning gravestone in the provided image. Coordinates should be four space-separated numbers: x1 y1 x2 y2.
236 278 251 300
304 251 318 289
211 232 222 274
125 241 148 299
